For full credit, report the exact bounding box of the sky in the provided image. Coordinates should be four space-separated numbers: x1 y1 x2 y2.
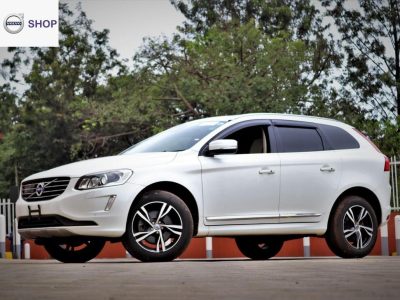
78 0 186 60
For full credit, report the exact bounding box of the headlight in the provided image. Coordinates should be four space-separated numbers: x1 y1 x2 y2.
75 169 133 190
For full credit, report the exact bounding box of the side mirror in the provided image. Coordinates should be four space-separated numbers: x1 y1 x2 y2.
208 139 238 156
9 186 19 203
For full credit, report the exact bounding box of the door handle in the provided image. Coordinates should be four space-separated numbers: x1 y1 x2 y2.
320 166 335 172
259 168 274 175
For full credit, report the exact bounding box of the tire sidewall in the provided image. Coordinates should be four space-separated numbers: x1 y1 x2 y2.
124 190 193 262
44 239 105 263
327 195 378 258
235 236 283 260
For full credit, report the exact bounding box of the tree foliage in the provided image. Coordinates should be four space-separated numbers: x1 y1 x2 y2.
322 0 400 119
0 84 18 134
171 0 325 39
0 1 399 195
0 4 137 194
135 19 337 120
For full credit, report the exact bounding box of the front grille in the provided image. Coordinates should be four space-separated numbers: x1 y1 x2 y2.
18 215 97 229
22 177 70 202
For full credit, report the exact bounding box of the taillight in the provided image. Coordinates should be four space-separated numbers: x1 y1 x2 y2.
384 156 390 172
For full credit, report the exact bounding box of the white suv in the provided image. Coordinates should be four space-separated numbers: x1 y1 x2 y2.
16 114 391 262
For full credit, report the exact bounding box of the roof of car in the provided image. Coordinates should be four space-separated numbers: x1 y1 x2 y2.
193 113 349 128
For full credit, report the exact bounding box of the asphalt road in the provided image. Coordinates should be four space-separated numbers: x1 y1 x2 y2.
1 257 399 300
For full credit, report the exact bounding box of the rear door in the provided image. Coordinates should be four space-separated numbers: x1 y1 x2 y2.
273 120 342 223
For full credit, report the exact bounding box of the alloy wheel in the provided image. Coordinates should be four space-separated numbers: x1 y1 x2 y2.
342 205 374 249
131 201 183 253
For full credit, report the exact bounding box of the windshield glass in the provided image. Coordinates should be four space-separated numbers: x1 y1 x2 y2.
121 120 226 154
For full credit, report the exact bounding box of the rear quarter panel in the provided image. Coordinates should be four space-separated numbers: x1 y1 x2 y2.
336 148 391 225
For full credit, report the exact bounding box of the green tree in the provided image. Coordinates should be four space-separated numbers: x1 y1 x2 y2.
134 16 340 120
0 84 19 194
77 70 173 157
0 3 124 192
322 0 400 119
0 84 18 134
171 0 325 38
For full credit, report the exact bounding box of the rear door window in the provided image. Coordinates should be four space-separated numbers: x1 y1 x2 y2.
276 126 324 153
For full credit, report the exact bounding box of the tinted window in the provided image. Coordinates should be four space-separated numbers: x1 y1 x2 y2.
276 126 323 152
319 124 360 150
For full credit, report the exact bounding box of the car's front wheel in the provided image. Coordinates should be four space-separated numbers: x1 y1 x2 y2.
123 190 193 262
326 195 378 258
235 236 284 260
43 238 105 263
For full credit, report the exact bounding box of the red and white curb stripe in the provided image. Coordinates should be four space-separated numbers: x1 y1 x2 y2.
303 237 310 257
206 237 213 259
381 224 389 256
395 215 400 256
0 215 5 258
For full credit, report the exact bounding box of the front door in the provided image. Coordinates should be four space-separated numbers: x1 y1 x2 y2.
199 122 281 225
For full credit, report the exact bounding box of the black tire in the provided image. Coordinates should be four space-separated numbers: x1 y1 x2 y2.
235 236 284 260
326 195 378 258
123 190 193 262
43 238 105 263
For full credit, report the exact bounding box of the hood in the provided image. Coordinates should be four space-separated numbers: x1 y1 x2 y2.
23 152 178 181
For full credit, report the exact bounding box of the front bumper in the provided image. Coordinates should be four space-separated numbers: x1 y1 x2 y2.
16 178 143 239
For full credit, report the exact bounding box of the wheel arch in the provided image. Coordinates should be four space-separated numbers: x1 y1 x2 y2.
131 181 199 236
329 186 382 227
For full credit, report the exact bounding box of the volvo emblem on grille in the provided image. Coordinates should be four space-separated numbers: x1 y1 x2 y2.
35 182 45 196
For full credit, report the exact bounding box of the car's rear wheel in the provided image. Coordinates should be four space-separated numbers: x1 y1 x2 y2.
326 195 378 258
235 236 284 260
123 190 193 262
43 238 105 263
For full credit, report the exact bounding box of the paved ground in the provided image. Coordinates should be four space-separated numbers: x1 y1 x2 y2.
0 257 400 300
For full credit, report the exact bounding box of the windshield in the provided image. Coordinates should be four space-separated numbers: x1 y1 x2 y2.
121 120 226 154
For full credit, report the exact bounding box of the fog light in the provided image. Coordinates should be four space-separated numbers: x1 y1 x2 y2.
105 195 116 211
